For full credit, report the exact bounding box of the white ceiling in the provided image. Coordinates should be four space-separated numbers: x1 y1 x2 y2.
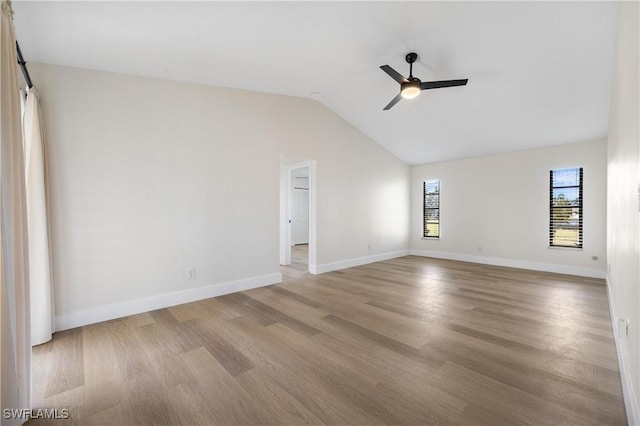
12 1 619 165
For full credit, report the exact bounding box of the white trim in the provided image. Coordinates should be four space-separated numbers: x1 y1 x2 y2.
308 162 317 274
409 249 606 279
606 275 639 426
54 273 282 331
279 166 291 265
314 250 410 274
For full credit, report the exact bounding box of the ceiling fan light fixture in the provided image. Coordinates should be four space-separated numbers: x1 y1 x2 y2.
401 84 421 99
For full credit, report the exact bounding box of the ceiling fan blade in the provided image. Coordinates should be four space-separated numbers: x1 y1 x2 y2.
380 65 408 84
420 79 468 90
383 93 403 110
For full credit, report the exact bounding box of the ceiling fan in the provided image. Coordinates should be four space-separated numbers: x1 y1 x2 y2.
380 52 468 110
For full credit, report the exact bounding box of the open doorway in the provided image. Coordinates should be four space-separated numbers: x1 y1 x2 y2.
280 161 316 273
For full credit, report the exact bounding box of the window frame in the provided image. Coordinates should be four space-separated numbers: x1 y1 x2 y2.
423 179 440 239
549 167 583 249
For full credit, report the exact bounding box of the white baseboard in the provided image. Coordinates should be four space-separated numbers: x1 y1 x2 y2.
314 250 410 274
409 249 606 279
54 273 282 331
606 275 639 426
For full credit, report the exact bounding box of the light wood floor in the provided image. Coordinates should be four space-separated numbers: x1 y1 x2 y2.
290 244 309 271
28 256 626 425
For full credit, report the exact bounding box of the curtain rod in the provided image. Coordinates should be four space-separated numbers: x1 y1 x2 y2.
16 41 33 89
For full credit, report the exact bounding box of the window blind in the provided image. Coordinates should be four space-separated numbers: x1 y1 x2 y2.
549 167 583 248
423 180 440 238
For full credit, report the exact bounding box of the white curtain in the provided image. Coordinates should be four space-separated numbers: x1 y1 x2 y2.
23 88 53 346
0 0 31 423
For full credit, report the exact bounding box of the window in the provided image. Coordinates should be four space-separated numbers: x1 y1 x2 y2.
549 167 583 248
423 180 440 238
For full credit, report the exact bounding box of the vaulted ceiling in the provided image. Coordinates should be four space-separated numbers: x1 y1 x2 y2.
12 1 619 165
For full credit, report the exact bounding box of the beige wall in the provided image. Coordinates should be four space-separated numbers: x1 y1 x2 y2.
29 62 409 328
606 2 640 424
410 140 607 278
272 93 410 269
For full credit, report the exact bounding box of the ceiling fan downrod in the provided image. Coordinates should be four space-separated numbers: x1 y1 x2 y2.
406 52 417 78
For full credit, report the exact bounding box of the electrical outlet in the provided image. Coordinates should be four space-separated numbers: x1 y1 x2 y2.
477 246 483 253
592 255 599 261
367 244 372 251
187 268 196 280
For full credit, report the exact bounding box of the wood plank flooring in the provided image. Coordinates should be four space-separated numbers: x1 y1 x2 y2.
28 256 626 425
290 244 309 271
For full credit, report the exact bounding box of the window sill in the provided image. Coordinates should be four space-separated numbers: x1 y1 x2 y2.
548 245 583 251
421 237 440 240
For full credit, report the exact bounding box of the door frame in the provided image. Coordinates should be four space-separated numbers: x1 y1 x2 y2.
280 160 317 273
